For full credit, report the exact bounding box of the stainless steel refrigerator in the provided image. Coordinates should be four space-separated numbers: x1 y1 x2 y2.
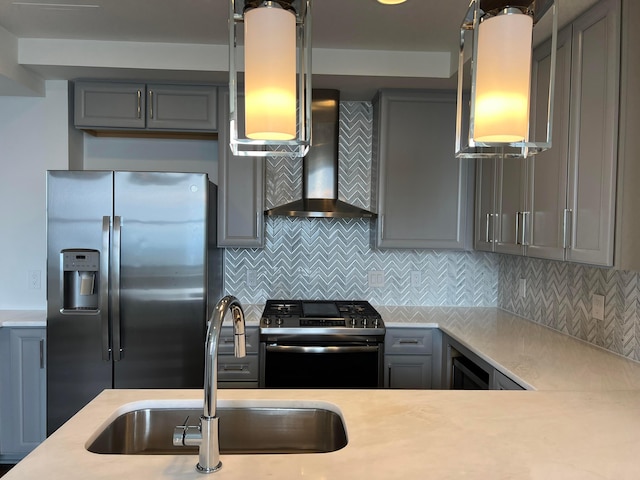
46 171 223 434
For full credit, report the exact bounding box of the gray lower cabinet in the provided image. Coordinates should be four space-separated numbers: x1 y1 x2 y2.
371 89 472 249
0 328 46 461
217 87 265 247
74 81 218 132
217 326 259 388
384 327 440 389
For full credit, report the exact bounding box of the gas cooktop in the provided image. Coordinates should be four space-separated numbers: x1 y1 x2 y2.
260 300 385 335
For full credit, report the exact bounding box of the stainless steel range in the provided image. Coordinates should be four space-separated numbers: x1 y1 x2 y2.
259 300 386 388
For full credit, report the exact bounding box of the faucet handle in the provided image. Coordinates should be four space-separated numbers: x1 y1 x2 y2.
173 416 203 447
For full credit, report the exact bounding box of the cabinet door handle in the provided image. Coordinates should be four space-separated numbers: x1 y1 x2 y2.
148 90 154 119
398 339 420 345
522 211 530 246
515 212 521 245
485 213 494 243
136 90 142 119
40 339 45 369
563 209 573 248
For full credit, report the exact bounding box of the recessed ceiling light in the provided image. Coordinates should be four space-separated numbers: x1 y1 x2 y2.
376 0 407 4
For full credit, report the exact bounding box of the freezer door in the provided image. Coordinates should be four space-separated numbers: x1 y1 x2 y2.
46 171 114 435
113 172 207 388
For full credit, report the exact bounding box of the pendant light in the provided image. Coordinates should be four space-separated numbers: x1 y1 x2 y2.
229 0 312 157
455 0 558 158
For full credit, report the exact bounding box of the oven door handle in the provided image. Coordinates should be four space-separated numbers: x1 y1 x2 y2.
266 344 380 354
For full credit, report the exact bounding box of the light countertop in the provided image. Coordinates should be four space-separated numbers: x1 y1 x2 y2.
5 388 640 480
376 306 640 392
0 310 46 327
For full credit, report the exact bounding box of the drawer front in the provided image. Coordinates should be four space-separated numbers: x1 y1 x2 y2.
217 355 259 382
218 326 259 355
385 328 433 355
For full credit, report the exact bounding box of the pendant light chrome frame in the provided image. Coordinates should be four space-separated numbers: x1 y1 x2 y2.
229 0 312 158
455 0 558 158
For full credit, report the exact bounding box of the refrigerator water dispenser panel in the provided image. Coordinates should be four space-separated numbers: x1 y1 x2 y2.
61 249 100 312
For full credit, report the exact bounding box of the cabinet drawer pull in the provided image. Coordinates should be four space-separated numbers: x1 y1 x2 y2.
398 339 420 345
221 364 245 372
40 339 45 369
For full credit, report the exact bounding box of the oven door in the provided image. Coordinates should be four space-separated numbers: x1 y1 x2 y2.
260 342 383 388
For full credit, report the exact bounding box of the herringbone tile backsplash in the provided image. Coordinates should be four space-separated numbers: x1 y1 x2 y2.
225 216 499 306
225 101 498 308
498 255 640 362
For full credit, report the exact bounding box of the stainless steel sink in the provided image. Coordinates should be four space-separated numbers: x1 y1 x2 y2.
87 406 348 455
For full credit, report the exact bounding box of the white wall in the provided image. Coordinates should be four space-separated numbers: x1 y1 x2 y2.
0 80 69 309
0 80 219 309
83 136 218 183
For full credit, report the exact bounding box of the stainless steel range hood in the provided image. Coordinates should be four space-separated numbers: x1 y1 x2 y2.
265 89 377 219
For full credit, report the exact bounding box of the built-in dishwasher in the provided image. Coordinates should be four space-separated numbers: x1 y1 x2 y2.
452 355 490 390
444 334 491 390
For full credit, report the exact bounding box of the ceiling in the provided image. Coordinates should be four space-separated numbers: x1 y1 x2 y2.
0 0 599 100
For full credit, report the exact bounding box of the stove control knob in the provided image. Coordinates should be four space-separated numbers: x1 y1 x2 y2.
362 317 368 327
372 318 380 328
263 317 272 326
350 317 357 327
276 317 284 326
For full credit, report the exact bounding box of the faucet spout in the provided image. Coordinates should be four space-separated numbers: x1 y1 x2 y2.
173 295 246 474
204 295 246 418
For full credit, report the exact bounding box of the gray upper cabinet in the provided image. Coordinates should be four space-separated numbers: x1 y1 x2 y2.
74 81 217 132
145 84 217 131
565 0 620 266
474 156 527 256
474 157 497 252
475 0 621 267
494 158 527 256
526 26 573 262
217 87 265 248
372 89 472 249
74 81 146 129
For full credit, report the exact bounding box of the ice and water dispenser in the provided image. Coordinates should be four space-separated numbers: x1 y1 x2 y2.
61 249 100 311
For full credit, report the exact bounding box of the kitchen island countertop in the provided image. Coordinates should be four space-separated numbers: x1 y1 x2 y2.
5 388 640 480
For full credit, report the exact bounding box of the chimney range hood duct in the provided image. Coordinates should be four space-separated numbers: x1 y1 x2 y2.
265 89 377 218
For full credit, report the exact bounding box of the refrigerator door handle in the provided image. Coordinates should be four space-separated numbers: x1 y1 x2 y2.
112 216 123 361
101 216 111 361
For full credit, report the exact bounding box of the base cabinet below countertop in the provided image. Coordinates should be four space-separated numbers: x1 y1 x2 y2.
0 327 46 463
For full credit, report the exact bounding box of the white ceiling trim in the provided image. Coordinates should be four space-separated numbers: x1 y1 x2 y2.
18 38 453 80
0 25 44 96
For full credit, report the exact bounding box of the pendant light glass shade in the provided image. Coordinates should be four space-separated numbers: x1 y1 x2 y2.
473 12 533 143
244 6 296 140
229 0 312 158
455 0 558 158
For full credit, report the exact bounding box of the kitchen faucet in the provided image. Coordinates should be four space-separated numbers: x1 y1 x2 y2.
172 295 246 473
